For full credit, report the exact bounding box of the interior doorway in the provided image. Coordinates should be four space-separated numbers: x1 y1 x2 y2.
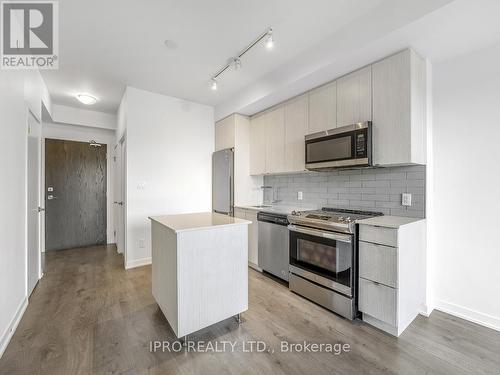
113 137 126 261
45 138 107 251
27 111 42 296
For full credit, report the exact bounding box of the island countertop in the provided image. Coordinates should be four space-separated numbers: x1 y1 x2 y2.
149 212 250 233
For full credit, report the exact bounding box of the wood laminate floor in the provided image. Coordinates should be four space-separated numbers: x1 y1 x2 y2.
1 245 499 375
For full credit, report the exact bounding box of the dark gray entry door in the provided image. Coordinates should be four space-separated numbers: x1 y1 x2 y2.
45 139 107 251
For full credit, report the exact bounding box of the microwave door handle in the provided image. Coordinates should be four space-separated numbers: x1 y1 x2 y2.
287 225 352 243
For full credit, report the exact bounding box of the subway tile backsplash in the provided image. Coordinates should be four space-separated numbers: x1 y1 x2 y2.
263 165 426 218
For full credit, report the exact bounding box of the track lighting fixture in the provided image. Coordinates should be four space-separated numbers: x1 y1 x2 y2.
209 27 274 91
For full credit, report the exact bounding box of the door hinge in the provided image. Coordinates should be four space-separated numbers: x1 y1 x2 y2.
113 230 116 238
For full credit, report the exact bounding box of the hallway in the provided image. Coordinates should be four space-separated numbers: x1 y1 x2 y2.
1 246 500 375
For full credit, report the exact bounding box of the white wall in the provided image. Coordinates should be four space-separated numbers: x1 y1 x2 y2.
116 91 127 142
432 41 500 330
123 87 214 268
0 71 29 357
24 70 52 121
51 104 117 130
42 123 116 245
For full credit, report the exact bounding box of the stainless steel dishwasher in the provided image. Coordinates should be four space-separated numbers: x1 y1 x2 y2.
257 212 289 281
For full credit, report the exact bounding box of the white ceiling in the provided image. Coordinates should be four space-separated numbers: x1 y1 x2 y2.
42 0 500 118
216 0 500 119
41 0 444 114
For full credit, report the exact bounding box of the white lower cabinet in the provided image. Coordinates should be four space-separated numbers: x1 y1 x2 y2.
234 208 259 269
359 241 397 288
246 210 259 268
358 217 426 336
359 278 397 326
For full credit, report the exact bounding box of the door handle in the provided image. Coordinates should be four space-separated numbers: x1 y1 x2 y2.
114 201 124 206
287 225 352 243
37 207 45 212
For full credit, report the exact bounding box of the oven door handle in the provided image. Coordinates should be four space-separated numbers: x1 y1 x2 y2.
287 225 352 243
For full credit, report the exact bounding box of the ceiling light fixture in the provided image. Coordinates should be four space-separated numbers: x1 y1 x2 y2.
209 27 274 91
76 94 98 105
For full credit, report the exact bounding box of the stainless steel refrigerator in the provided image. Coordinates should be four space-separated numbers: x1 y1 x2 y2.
212 148 234 216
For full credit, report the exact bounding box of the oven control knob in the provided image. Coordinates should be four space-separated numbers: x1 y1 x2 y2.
291 210 298 216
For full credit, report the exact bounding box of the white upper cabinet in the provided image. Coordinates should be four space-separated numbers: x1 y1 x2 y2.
249 105 287 175
217 114 263 205
284 94 308 173
249 113 267 175
308 81 336 134
372 49 426 165
336 66 372 127
264 106 286 174
215 115 235 151
248 49 426 174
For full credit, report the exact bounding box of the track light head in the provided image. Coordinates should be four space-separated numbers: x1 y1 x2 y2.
210 78 218 91
233 57 242 70
265 28 274 50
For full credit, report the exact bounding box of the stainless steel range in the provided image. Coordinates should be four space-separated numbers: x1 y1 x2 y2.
287 208 382 320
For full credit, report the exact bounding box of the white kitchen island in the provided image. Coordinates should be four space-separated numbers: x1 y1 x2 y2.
149 212 250 339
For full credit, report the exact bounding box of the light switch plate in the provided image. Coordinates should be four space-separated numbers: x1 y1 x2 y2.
138 239 145 248
402 193 412 206
297 191 303 200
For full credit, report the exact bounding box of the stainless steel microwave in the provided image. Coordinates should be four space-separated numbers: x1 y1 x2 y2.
305 122 372 171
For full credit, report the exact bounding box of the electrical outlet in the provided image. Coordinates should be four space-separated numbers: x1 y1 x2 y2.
402 193 412 206
138 239 145 248
297 191 303 200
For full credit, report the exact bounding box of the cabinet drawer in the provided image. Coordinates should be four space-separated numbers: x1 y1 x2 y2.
359 278 396 326
359 241 397 288
359 225 397 247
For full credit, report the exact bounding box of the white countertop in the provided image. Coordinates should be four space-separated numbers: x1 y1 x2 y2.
149 212 250 233
236 204 316 215
356 215 425 229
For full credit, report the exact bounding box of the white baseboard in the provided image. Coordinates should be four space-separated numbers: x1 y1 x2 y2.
434 299 500 332
248 262 262 272
0 297 28 359
419 303 434 317
125 257 151 270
